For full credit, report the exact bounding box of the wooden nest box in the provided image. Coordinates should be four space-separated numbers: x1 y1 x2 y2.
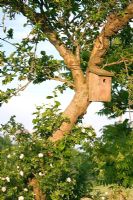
88 69 113 102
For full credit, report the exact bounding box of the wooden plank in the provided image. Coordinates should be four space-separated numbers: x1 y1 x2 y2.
89 73 111 102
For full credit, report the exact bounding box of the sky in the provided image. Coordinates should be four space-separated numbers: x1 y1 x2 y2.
0 11 132 136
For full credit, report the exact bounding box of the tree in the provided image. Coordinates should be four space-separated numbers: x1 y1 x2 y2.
0 0 133 140
96 120 133 188
0 0 133 199
0 105 97 200
0 134 12 150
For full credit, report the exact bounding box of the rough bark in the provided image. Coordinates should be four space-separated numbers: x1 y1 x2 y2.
87 2 133 77
50 2 133 142
50 83 90 142
29 178 46 200
45 31 85 89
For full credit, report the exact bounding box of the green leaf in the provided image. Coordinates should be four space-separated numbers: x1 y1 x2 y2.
7 28 14 39
46 96 53 99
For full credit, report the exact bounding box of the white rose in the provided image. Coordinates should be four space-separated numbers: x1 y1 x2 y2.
88 132 92 137
24 188 28 192
1 187 6 192
18 196 24 200
19 171 24 176
82 128 86 133
38 153 43 158
39 172 45 176
6 177 10 182
19 154 24 159
7 154 11 158
66 177 71 183
50 163 53 167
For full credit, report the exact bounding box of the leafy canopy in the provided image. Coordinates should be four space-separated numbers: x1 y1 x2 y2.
0 0 132 117
0 102 96 200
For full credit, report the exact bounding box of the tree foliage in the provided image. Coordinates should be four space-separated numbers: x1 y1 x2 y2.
0 0 132 110
95 120 133 188
0 103 96 200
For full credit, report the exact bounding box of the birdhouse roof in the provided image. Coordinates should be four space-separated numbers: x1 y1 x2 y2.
89 67 114 77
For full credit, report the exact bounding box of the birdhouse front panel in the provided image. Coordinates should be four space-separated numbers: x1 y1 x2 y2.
89 73 112 102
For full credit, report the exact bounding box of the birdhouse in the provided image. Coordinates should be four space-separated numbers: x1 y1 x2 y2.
89 72 112 102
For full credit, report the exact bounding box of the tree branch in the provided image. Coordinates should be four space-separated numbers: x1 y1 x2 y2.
29 178 46 200
0 0 85 90
48 76 74 89
43 31 85 89
0 37 17 47
14 81 31 96
6 81 31 99
0 0 41 23
86 2 133 77
103 58 133 68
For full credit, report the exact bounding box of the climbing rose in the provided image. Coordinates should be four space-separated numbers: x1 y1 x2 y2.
19 171 24 176
19 154 24 159
38 153 43 158
1 187 6 192
6 177 10 182
18 196 24 200
66 177 71 182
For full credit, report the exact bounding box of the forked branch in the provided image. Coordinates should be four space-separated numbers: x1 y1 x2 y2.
48 76 74 89
0 0 85 89
86 2 133 77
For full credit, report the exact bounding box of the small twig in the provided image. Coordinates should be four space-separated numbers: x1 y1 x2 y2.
103 59 132 68
48 76 74 88
0 37 17 48
8 81 31 99
14 81 31 96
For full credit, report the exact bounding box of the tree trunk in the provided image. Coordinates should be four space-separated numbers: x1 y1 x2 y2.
30 79 91 199
28 37 90 198
50 82 90 142
29 178 46 200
